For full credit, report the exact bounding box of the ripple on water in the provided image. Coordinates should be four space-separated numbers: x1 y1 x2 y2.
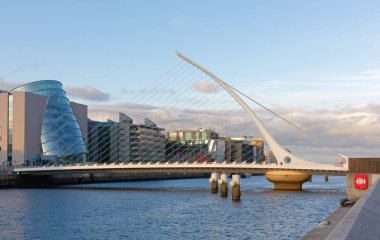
0 175 346 240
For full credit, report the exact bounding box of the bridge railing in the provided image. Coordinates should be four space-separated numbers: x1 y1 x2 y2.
14 160 282 170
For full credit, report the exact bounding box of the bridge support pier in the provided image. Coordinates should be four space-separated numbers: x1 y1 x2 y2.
209 173 219 193
265 170 311 190
218 173 228 197
230 174 241 201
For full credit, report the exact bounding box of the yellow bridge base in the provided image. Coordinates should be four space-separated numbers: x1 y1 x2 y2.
265 170 311 190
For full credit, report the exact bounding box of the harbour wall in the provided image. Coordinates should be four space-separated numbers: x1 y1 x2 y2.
346 157 380 200
0 166 209 188
326 179 380 240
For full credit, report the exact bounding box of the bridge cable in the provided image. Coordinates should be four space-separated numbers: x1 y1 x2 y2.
224 79 346 158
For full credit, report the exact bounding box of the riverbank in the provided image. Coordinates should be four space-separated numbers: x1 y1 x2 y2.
304 179 380 240
0 166 209 188
302 206 352 239
326 179 380 240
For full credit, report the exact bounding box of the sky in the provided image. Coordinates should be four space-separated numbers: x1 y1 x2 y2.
0 0 379 161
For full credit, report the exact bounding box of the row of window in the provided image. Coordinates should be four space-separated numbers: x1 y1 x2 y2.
33 88 66 97
43 112 77 125
42 137 87 154
44 144 87 157
41 128 83 144
42 120 80 134
47 96 70 105
11 81 62 93
45 104 73 114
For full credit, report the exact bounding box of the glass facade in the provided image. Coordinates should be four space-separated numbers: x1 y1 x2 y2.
11 80 87 163
87 121 116 163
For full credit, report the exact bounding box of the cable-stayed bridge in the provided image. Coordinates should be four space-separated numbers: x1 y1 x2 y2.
13 52 349 193
14 161 346 175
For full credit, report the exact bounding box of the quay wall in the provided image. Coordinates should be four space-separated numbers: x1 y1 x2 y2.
347 158 380 200
0 166 208 188
326 179 380 240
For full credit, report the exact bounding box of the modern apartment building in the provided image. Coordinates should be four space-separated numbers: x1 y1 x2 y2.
129 118 166 162
222 136 265 163
87 119 118 163
166 128 225 162
88 114 165 163
166 128 219 144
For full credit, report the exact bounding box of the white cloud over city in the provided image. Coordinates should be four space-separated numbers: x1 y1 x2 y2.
2 65 379 163
0 76 111 102
0 76 23 90
88 100 380 161
86 68 380 163
66 86 111 102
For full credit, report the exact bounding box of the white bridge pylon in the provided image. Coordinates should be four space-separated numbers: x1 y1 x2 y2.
176 52 336 167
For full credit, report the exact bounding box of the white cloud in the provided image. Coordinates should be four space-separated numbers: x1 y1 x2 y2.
0 77 111 103
66 86 110 102
320 69 380 81
192 81 220 93
0 76 24 90
86 68 380 163
242 69 380 109
88 101 380 154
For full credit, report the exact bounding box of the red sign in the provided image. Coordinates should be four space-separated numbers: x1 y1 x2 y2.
354 174 368 190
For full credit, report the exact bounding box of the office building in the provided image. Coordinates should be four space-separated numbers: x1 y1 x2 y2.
0 80 87 166
222 136 265 163
166 128 219 144
87 113 132 163
250 139 265 162
130 118 166 162
166 128 225 162
87 119 118 163
88 114 165 163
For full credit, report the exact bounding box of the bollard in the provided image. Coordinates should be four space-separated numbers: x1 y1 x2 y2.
229 174 241 201
325 175 329 182
218 173 228 197
209 173 219 193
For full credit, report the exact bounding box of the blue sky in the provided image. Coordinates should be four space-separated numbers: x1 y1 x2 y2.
1 0 379 159
1 0 379 103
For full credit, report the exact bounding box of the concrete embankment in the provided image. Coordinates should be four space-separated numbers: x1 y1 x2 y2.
0 166 209 188
302 207 352 240
304 179 380 240
325 179 380 240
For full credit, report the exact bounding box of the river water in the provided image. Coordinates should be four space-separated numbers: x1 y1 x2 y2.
0 175 346 240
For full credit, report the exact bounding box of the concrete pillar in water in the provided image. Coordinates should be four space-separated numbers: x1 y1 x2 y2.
265 170 311 190
229 174 241 201
218 173 228 197
209 173 219 193
325 175 329 182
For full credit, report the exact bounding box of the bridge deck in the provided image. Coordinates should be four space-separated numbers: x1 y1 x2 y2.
14 162 347 176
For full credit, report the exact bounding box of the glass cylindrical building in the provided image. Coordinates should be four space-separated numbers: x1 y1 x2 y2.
11 80 87 163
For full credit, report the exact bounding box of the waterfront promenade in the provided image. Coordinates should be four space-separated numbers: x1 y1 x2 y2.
326 179 380 240
304 179 380 239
